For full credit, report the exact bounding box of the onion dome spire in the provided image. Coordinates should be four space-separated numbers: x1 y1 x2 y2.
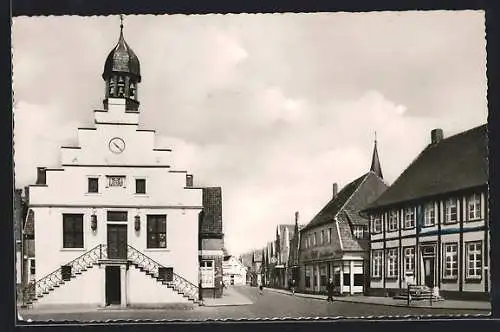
102 15 141 111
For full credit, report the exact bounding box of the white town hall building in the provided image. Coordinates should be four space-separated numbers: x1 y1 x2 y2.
23 21 207 309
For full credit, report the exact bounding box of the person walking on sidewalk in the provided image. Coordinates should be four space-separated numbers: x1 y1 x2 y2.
258 282 264 295
326 278 334 302
290 279 296 296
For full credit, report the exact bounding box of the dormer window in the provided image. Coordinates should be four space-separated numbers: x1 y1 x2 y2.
353 226 366 239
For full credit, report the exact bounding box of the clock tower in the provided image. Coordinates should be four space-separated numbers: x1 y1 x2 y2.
97 16 141 126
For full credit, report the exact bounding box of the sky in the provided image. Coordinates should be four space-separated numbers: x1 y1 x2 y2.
12 11 487 256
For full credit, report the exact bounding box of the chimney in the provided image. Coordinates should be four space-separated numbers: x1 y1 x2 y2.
186 174 193 187
36 167 47 185
431 128 444 145
332 183 338 198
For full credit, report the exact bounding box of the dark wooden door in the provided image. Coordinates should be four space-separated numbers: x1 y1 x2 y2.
107 224 127 259
105 266 121 305
424 257 435 288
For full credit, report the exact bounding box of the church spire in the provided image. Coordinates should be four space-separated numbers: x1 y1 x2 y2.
370 131 383 179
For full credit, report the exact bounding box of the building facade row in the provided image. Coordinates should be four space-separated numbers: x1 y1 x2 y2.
241 125 489 302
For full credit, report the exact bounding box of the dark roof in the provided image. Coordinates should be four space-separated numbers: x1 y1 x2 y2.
103 26 141 81
365 124 488 210
301 173 368 232
301 172 388 252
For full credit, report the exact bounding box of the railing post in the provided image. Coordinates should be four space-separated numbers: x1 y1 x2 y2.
99 244 102 259
407 283 411 307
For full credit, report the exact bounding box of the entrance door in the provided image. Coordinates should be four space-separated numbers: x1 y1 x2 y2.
423 257 435 288
105 266 121 305
107 224 127 259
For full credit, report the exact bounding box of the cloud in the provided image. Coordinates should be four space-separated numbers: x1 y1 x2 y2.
13 101 79 188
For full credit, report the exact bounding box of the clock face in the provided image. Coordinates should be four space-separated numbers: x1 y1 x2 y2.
109 137 126 154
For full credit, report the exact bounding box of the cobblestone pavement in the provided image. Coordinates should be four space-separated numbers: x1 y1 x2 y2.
18 286 490 323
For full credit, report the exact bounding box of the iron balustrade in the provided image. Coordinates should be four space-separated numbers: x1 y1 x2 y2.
127 244 201 303
22 243 201 306
24 244 107 304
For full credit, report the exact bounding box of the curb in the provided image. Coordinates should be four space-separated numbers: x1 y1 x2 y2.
203 301 253 307
264 288 490 312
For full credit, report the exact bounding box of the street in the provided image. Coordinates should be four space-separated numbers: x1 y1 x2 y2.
18 286 490 322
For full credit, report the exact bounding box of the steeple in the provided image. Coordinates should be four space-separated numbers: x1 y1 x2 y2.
102 15 141 112
370 131 383 179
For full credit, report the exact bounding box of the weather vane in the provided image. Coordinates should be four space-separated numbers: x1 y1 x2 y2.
120 14 124 30
374 131 377 143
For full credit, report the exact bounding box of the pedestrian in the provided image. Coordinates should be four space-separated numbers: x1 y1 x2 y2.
290 279 296 296
326 278 334 302
258 282 264 295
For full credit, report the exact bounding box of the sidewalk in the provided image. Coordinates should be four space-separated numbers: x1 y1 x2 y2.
202 286 253 307
265 288 491 311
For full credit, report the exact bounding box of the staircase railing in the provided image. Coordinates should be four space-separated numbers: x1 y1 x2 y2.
127 245 201 303
25 244 107 301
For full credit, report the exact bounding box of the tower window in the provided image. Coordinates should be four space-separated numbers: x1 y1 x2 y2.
117 76 125 97
136 179 146 194
129 83 136 99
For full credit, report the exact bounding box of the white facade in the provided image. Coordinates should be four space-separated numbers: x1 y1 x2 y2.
28 97 203 308
222 256 247 286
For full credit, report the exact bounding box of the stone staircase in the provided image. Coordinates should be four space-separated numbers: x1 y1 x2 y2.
393 285 443 301
21 244 202 307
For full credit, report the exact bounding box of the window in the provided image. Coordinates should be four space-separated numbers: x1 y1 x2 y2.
147 215 167 248
312 233 317 246
200 260 215 288
320 230 324 245
404 207 415 229
371 250 383 278
388 210 399 231
466 241 482 280
354 274 364 286
443 243 458 279
29 259 35 275
403 247 415 275
353 226 365 239
107 211 128 222
371 215 382 234
107 175 126 188
88 177 99 193
424 202 436 226
386 248 398 278
467 194 481 221
305 268 311 288
445 198 458 223
135 178 146 194
63 214 84 248
328 228 333 243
